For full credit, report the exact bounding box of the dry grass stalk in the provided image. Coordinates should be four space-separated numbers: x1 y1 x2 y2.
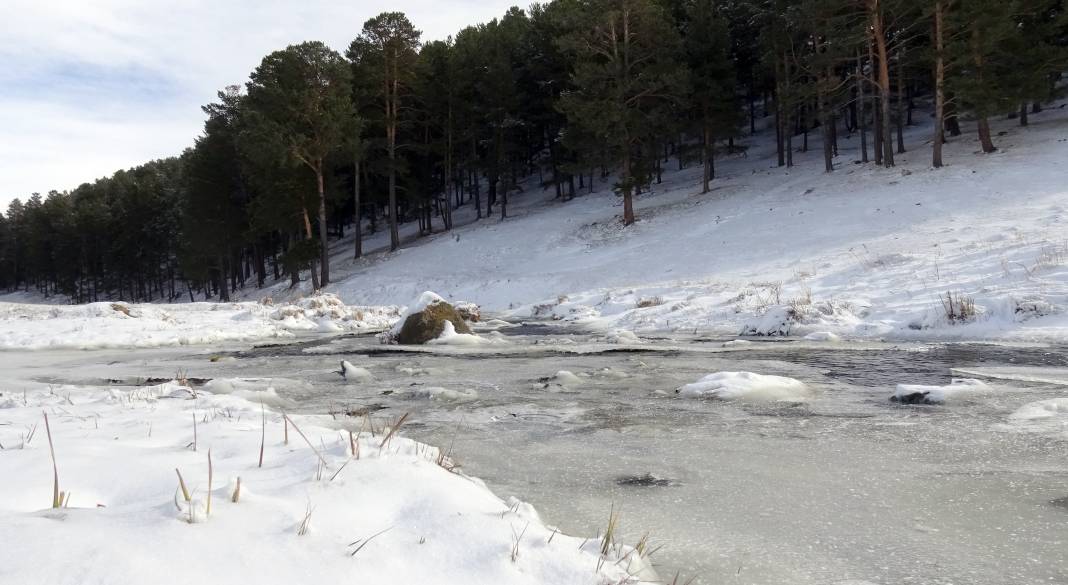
941 291 976 323
349 430 360 459
348 526 393 557
191 410 198 451
231 477 242 503
282 413 330 468
284 416 289 445
258 404 266 468
510 522 530 563
380 412 410 451
43 412 60 509
297 501 314 536
175 468 191 502
206 449 213 517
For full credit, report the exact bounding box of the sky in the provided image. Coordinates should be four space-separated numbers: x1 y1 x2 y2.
0 0 520 211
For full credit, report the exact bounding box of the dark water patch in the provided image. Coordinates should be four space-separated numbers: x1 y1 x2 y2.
616 473 679 487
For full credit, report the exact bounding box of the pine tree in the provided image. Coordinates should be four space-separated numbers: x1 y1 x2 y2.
559 0 687 226
348 13 422 252
244 42 352 287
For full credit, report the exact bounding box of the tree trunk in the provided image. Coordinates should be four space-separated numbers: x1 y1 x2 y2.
702 126 711 193
1019 103 1029 126
869 0 895 167
353 157 362 259
302 208 320 291
933 0 945 168
971 24 996 153
858 50 869 163
316 166 329 287
977 116 996 153
896 47 906 154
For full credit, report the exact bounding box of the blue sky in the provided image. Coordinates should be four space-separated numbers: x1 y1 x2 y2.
0 0 519 210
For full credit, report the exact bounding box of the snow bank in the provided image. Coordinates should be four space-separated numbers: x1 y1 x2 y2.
0 382 649 585
676 372 810 401
890 378 989 404
0 294 400 350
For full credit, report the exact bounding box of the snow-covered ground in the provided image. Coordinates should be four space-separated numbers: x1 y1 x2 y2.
0 294 399 350
0 380 652 584
268 100 1068 343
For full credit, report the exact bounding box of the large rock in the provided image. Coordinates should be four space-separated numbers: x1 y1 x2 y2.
394 297 472 345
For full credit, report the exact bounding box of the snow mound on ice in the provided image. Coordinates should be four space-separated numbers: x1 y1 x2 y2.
606 329 642 344
553 370 585 386
1003 398 1068 437
427 320 503 346
890 378 988 404
340 360 373 382
804 331 841 342
400 386 479 402
200 378 301 408
677 371 810 401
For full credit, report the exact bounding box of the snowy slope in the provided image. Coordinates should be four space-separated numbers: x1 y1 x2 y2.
314 102 1068 342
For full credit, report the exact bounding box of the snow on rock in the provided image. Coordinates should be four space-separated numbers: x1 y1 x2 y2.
890 378 989 404
0 382 649 585
677 371 810 402
339 360 374 382
0 294 399 350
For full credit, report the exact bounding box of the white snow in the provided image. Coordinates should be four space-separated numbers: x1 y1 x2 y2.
553 370 585 386
676 371 810 401
426 320 500 346
340 360 374 382
1003 398 1068 438
0 294 400 350
398 386 479 402
890 378 989 404
280 98 1068 343
804 331 841 342
0 381 649 584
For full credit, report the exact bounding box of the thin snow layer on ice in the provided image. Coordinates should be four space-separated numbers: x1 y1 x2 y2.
324 100 1068 342
0 382 649 585
804 331 841 342
676 371 810 401
890 378 989 404
1002 398 1068 437
0 294 400 350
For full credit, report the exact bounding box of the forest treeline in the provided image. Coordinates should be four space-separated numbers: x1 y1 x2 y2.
0 0 1065 302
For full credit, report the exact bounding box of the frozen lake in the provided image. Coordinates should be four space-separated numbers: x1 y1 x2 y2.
5 323 1068 584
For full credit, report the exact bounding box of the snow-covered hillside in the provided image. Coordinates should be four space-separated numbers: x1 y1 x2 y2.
299 101 1068 342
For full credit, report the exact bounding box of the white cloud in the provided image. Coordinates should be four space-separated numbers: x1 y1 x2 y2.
0 0 519 210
